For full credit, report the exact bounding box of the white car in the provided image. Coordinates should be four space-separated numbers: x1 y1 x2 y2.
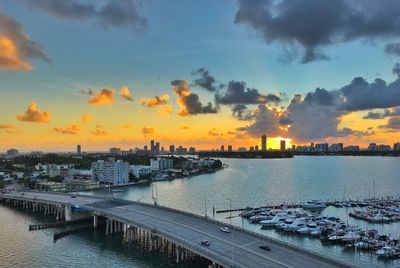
220 227 231 233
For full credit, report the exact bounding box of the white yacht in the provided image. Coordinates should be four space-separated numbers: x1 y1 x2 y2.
260 213 287 227
302 200 326 210
376 246 396 258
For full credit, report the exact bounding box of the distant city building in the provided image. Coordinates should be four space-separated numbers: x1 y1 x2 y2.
155 142 160 152
6 148 19 159
92 158 129 185
238 147 246 152
261 135 267 151
329 143 343 152
227 145 233 152
150 157 173 172
188 147 196 154
131 165 152 179
254 145 259 151
250 146 254 152
150 140 155 151
77 144 81 155
394 142 400 151
343 145 360 151
291 144 296 150
315 143 329 152
220 145 225 152
368 143 377 151
144 145 148 151
169 145 175 153
109 147 121 155
280 140 286 151
377 144 391 151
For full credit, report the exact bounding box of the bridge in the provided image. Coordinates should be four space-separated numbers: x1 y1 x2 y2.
0 191 352 268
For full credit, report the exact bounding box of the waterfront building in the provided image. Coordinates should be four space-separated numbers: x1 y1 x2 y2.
150 157 173 172
255 145 259 151
261 134 267 151
227 145 233 152
66 180 100 191
394 142 400 151
109 147 121 155
77 144 81 155
6 148 19 159
188 147 196 154
280 140 286 151
368 143 377 151
377 144 391 151
315 143 329 152
91 158 129 185
220 145 225 152
343 145 360 151
329 143 343 152
238 147 246 152
131 165 152 179
37 181 67 192
250 146 254 152
169 145 175 153
291 144 296 150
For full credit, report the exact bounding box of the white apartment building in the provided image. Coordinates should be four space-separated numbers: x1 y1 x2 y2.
131 165 152 178
92 158 129 185
150 157 173 172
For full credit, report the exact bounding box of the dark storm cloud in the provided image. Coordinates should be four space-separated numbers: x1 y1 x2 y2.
16 0 147 31
215 81 281 105
385 42 400 57
393 63 400 77
339 77 400 111
191 68 220 92
235 0 400 63
171 80 219 116
231 104 251 120
363 111 385 120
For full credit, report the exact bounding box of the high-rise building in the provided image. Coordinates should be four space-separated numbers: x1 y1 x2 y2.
6 148 19 159
368 143 377 151
150 140 155 151
77 144 81 155
155 142 160 152
394 142 400 151
280 140 286 151
150 157 173 172
255 145 259 151
91 158 129 185
261 134 267 151
220 145 225 152
144 145 148 151
188 147 196 154
292 144 296 150
109 147 121 155
227 145 233 152
169 145 175 153
250 146 254 152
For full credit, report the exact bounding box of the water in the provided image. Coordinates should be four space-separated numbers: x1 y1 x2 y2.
1 156 400 267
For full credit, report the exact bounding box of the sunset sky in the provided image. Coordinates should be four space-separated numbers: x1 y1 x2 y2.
1 0 400 152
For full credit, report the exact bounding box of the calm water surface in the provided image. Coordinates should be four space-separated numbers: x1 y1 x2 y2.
1 156 400 267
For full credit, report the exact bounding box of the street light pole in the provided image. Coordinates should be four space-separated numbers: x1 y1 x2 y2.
204 192 207 218
226 197 233 267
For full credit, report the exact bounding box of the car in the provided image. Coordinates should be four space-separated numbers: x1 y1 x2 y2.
201 240 210 246
71 195 77 198
259 245 271 251
220 227 231 233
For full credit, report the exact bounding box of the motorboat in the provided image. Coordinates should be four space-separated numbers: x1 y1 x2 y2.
376 246 396 258
260 213 287 227
302 200 326 210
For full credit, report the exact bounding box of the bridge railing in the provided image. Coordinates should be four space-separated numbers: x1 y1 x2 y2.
108 197 353 268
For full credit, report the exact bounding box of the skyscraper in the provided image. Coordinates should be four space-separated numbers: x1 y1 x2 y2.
280 140 286 151
261 134 267 151
169 145 175 153
150 140 155 151
77 144 81 155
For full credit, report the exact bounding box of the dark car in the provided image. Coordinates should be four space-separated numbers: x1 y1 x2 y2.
71 194 77 198
201 240 210 246
259 245 271 251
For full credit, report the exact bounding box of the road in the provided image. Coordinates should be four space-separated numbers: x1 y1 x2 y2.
0 191 351 268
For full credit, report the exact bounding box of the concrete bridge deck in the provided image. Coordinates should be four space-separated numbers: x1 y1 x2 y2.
0 191 352 268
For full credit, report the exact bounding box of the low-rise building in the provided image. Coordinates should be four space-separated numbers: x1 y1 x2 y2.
131 165 152 179
150 157 173 172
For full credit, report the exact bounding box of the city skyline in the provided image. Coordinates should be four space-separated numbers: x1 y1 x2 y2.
1 0 400 151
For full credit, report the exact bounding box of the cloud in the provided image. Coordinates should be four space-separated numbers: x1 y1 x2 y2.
16 0 147 31
0 124 15 129
0 9 48 71
385 42 400 57
91 127 107 136
80 113 95 124
142 127 155 135
363 111 385 120
120 86 134 101
380 116 400 130
336 127 374 137
181 125 191 130
54 124 80 135
231 104 251 120
235 0 400 63
191 68 221 92
215 81 281 105
236 104 285 137
171 80 219 116
208 129 222 137
393 63 400 78
157 104 172 115
16 102 51 123
141 94 169 107
88 88 114 106
121 123 133 129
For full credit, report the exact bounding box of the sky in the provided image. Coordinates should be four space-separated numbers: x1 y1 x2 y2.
1 0 400 152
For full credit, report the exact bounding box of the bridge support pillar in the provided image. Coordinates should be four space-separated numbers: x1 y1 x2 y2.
93 215 98 228
176 246 180 263
64 204 72 221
